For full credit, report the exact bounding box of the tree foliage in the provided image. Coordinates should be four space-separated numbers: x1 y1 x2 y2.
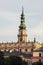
32 62 43 65
0 51 28 65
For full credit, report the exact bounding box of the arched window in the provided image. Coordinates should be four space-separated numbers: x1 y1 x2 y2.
14 49 15 51
25 49 27 52
20 49 21 52
31 48 33 51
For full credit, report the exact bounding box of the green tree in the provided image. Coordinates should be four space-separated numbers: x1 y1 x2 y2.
0 51 28 65
32 62 43 65
4 57 10 65
10 56 28 65
0 51 4 58
0 51 4 65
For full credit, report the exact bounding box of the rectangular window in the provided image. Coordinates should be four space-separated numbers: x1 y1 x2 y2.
39 53 41 57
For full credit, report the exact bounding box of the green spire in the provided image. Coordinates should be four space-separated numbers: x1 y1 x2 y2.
19 7 26 29
21 7 24 21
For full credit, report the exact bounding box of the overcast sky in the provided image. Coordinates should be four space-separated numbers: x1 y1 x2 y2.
0 0 43 43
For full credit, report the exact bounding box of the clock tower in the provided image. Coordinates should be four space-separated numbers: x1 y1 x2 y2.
18 8 27 43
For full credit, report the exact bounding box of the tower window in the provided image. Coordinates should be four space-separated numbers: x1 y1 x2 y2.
21 32 22 35
20 38 22 41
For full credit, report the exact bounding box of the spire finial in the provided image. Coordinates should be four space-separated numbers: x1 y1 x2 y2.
22 6 24 14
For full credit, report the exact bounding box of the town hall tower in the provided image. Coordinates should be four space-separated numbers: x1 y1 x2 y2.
18 8 27 43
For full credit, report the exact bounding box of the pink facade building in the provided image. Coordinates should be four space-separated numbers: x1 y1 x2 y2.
32 47 43 63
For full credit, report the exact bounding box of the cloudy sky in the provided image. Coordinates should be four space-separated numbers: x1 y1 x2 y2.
0 0 43 43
